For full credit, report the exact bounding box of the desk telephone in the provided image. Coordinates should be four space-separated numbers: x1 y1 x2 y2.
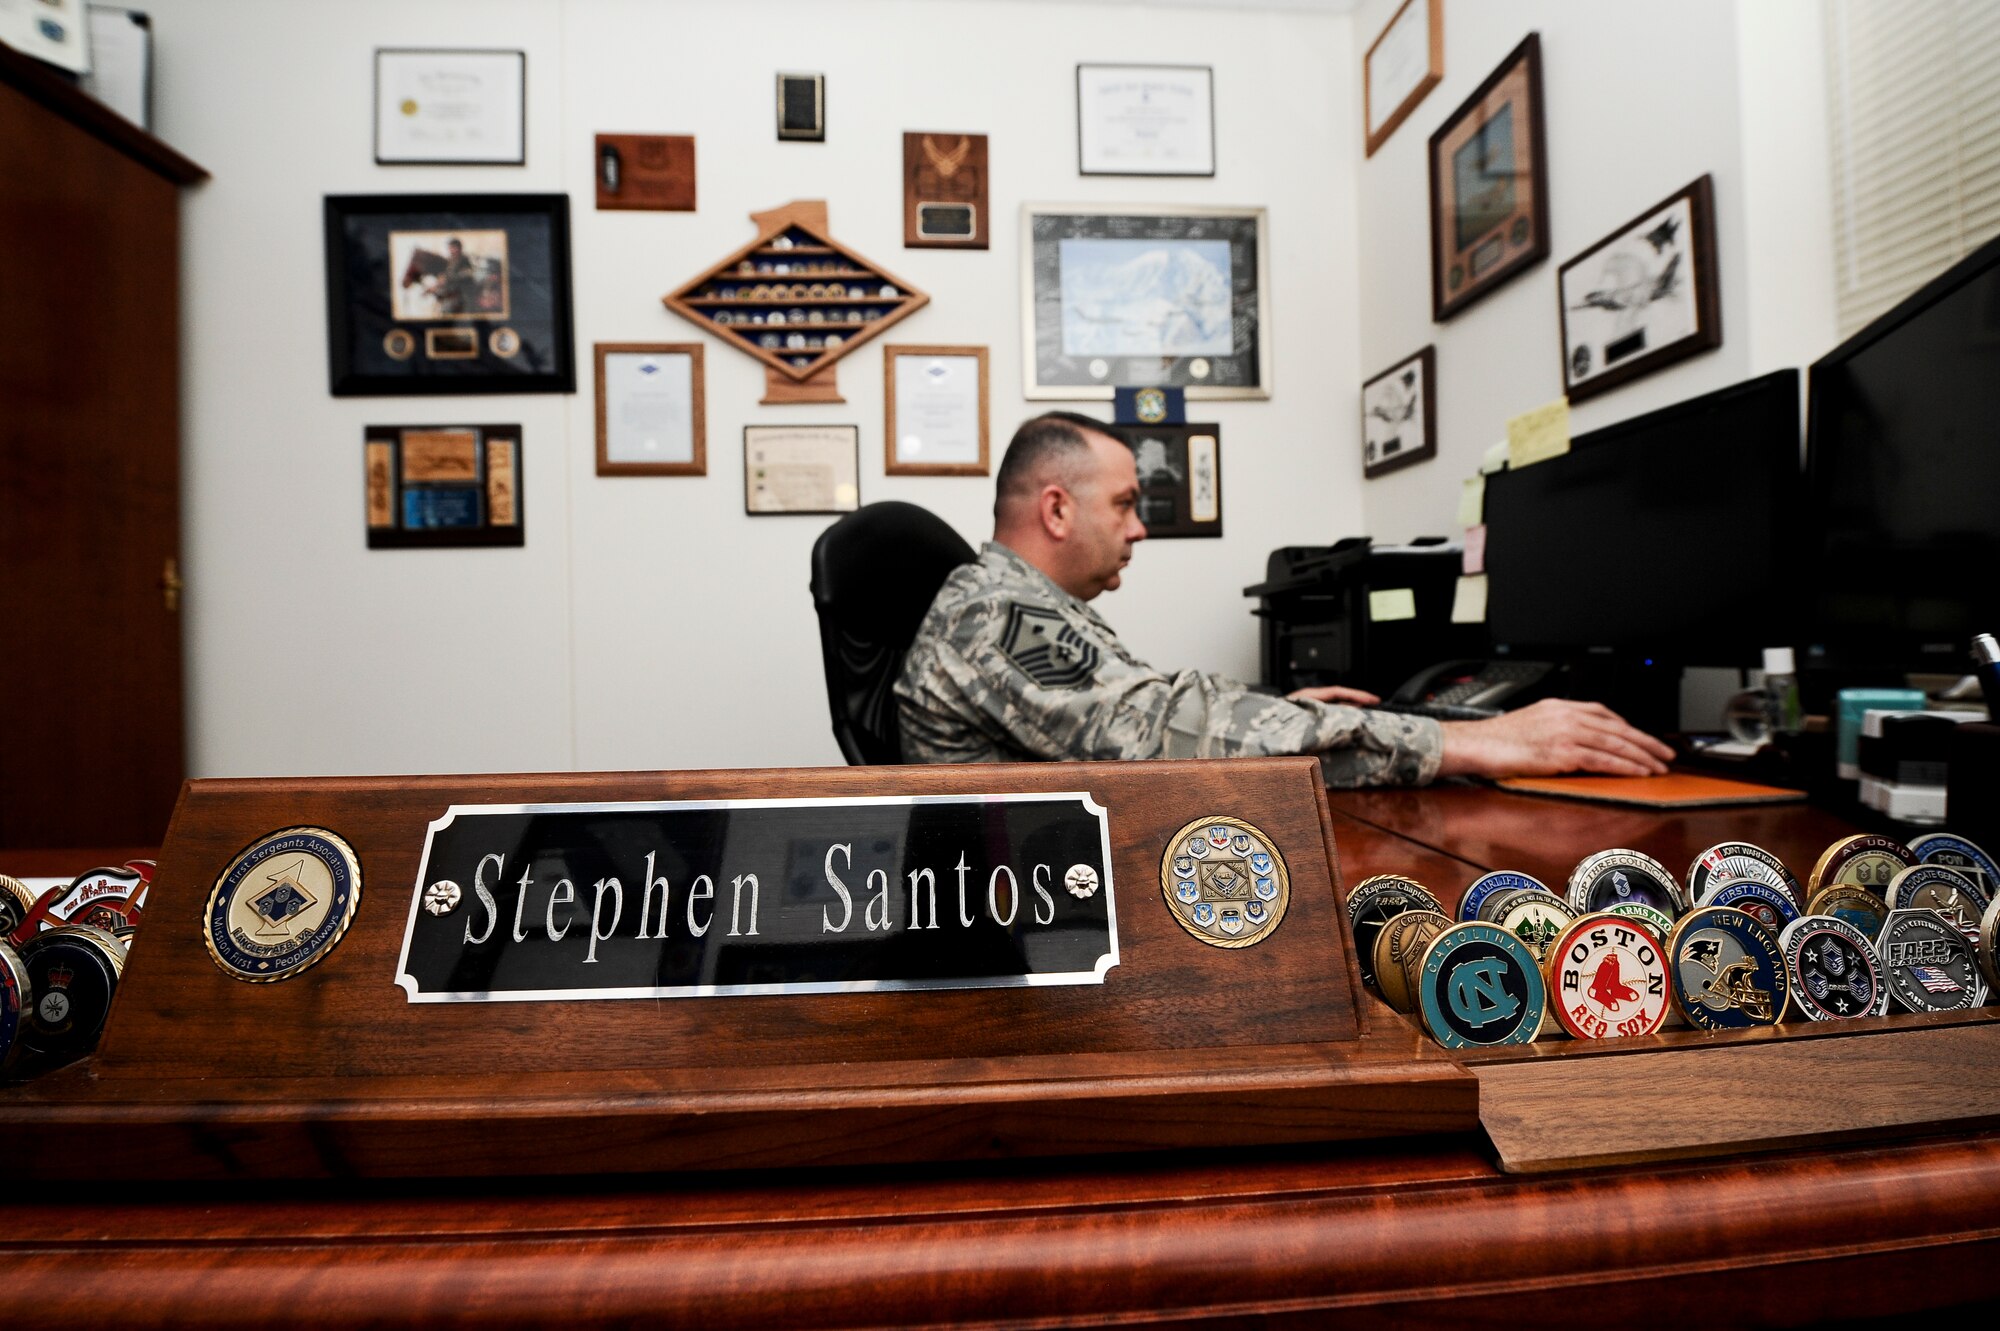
1379 659 1557 720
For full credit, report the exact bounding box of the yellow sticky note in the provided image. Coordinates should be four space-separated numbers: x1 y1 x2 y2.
1368 588 1417 622
1450 574 1488 624
1506 398 1571 470
1481 440 1510 474
1457 474 1486 527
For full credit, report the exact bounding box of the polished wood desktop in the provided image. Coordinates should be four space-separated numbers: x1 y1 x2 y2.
3 774 1996 1327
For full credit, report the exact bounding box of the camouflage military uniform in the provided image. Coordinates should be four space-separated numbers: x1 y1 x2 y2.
896 542 1444 787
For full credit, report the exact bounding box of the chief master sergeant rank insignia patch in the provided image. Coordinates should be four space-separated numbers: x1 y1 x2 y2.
999 603 1100 689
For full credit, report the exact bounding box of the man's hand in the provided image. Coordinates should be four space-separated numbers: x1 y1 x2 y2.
1288 684 1382 706
1436 698 1674 779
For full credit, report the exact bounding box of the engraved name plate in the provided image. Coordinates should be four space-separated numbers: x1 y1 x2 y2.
396 793 1117 1002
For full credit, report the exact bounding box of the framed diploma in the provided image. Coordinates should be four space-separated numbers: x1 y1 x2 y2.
1076 64 1215 177
594 343 706 476
364 424 523 548
374 49 526 166
1102 423 1221 539
744 425 859 516
1022 203 1268 399
324 193 574 396
1364 0 1442 157
1428 34 1549 322
884 346 989 476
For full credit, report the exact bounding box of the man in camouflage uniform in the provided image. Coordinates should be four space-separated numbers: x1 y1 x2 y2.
897 414 1674 786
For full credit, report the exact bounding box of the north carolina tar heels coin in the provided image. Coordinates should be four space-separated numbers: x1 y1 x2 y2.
18 924 123 1060
1459 870 1549 923
1778 915 1887 1021
1548 914 1671 1040
1159 816 1289 949
1704 879 1800 934
1344 875 1442 988
1416 922 1546 1049
204 826 362 983
1567 849 1684 917
1666 906 1787 1031
1373 909 1451 1013
1908 832 1999 899
1806 883 1888 939
1688 842 1802 910
1884 864 1989 941
1809 834 1914 898
1875 908 1988 1013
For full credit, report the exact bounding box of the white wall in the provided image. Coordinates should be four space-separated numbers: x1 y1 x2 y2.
152 0 1366 777
1352 0 1839 545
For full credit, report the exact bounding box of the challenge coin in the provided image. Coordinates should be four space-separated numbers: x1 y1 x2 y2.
1372 909 1451 1014
1979 896 2000 990
1809 834 1914 897
0 940 27 1070
18 924 124 1060
1496 892 1575 961
1875 908 1988 1013
1548 914 1671 1040
1909 832 1999 898
1884 864 1989 940
1345 875 1442 988
0 875 38 938
1416 922 1547 1049
1567 849 1684 917
1687 841 1803 911
1603 900 1675 942
1459 870 1549 923
204 826 363 983
1666 906 1788 1031
1705 879 1800 934
1806 883 1889 939
1778 915 1888 1020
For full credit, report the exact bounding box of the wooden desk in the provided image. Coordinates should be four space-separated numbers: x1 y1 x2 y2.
5 781 1997 1326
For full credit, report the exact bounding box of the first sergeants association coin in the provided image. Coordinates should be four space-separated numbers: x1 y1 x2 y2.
1907 832 1999 898
1416 922 1547 1049
18 924 124 1060
1345 875 1443 988
1372 909 1451 1013
1687 842 1803 911
0 939 28 1071
1459 871 1549 923
1778 915 1888 1021
1704 879 1801 934
1567 849 1684 917
205 826 363 983
1884 864 1990 941
1666 906 1788 1031
1874 908 1989 1013
1809 834 1915 898
1548 913 1671 1040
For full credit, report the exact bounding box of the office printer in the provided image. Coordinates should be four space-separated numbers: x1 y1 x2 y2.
1245 537 1488 698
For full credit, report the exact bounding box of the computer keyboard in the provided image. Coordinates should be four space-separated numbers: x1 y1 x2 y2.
1375 699 1504 722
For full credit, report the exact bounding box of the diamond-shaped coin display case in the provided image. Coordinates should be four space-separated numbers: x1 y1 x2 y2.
663 200 929 404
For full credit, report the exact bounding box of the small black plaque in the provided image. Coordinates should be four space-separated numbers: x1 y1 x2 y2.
396 793 1117 1002
917 203 975 238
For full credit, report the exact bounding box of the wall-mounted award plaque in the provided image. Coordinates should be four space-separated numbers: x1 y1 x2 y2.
594 133 695 212
364 424 523 548
903 132 988 249
776 72 824 141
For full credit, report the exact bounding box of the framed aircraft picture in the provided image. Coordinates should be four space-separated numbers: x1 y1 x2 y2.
1361 346 1436 479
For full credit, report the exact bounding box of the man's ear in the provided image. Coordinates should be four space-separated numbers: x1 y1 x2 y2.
1038 483 1071 539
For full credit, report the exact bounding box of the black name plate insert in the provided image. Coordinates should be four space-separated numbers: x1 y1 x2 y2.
396 793 1118 1002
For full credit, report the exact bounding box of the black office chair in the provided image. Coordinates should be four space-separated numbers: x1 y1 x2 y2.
809 501 976 765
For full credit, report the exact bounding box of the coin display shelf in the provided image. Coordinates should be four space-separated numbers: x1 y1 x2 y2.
662 199 929 404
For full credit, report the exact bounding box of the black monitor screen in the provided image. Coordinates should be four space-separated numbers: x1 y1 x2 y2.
1484 369 1803 664
1805 234 2000 671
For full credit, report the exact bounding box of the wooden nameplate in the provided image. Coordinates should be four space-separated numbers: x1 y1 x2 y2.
0 758 1476 1180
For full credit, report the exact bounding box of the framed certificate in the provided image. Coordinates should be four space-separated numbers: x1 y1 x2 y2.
744 425 859 515
1364 0 1443 157
374 49 525 165
595 343 706 476
1022 203 1268 399
1075 64 1215 177
884 346 988 476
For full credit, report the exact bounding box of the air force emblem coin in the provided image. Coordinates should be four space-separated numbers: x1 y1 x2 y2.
1416 922 1545 1048
1161 816 1289 949
205 827 362 983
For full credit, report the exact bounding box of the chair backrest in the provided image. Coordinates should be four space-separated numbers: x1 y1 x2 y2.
809 501 976 765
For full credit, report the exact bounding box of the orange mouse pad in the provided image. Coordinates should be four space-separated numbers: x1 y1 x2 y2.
1494 773 1807 808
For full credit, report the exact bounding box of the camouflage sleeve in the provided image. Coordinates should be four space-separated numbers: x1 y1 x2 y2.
913 594 1444 786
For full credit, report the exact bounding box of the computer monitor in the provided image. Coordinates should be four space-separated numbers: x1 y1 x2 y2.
1804 231 2000 673
1483 369 1804 666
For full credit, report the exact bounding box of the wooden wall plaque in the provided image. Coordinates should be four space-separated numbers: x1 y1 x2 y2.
902 131 988 249
594 133 695 211
0 758 1475 1180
